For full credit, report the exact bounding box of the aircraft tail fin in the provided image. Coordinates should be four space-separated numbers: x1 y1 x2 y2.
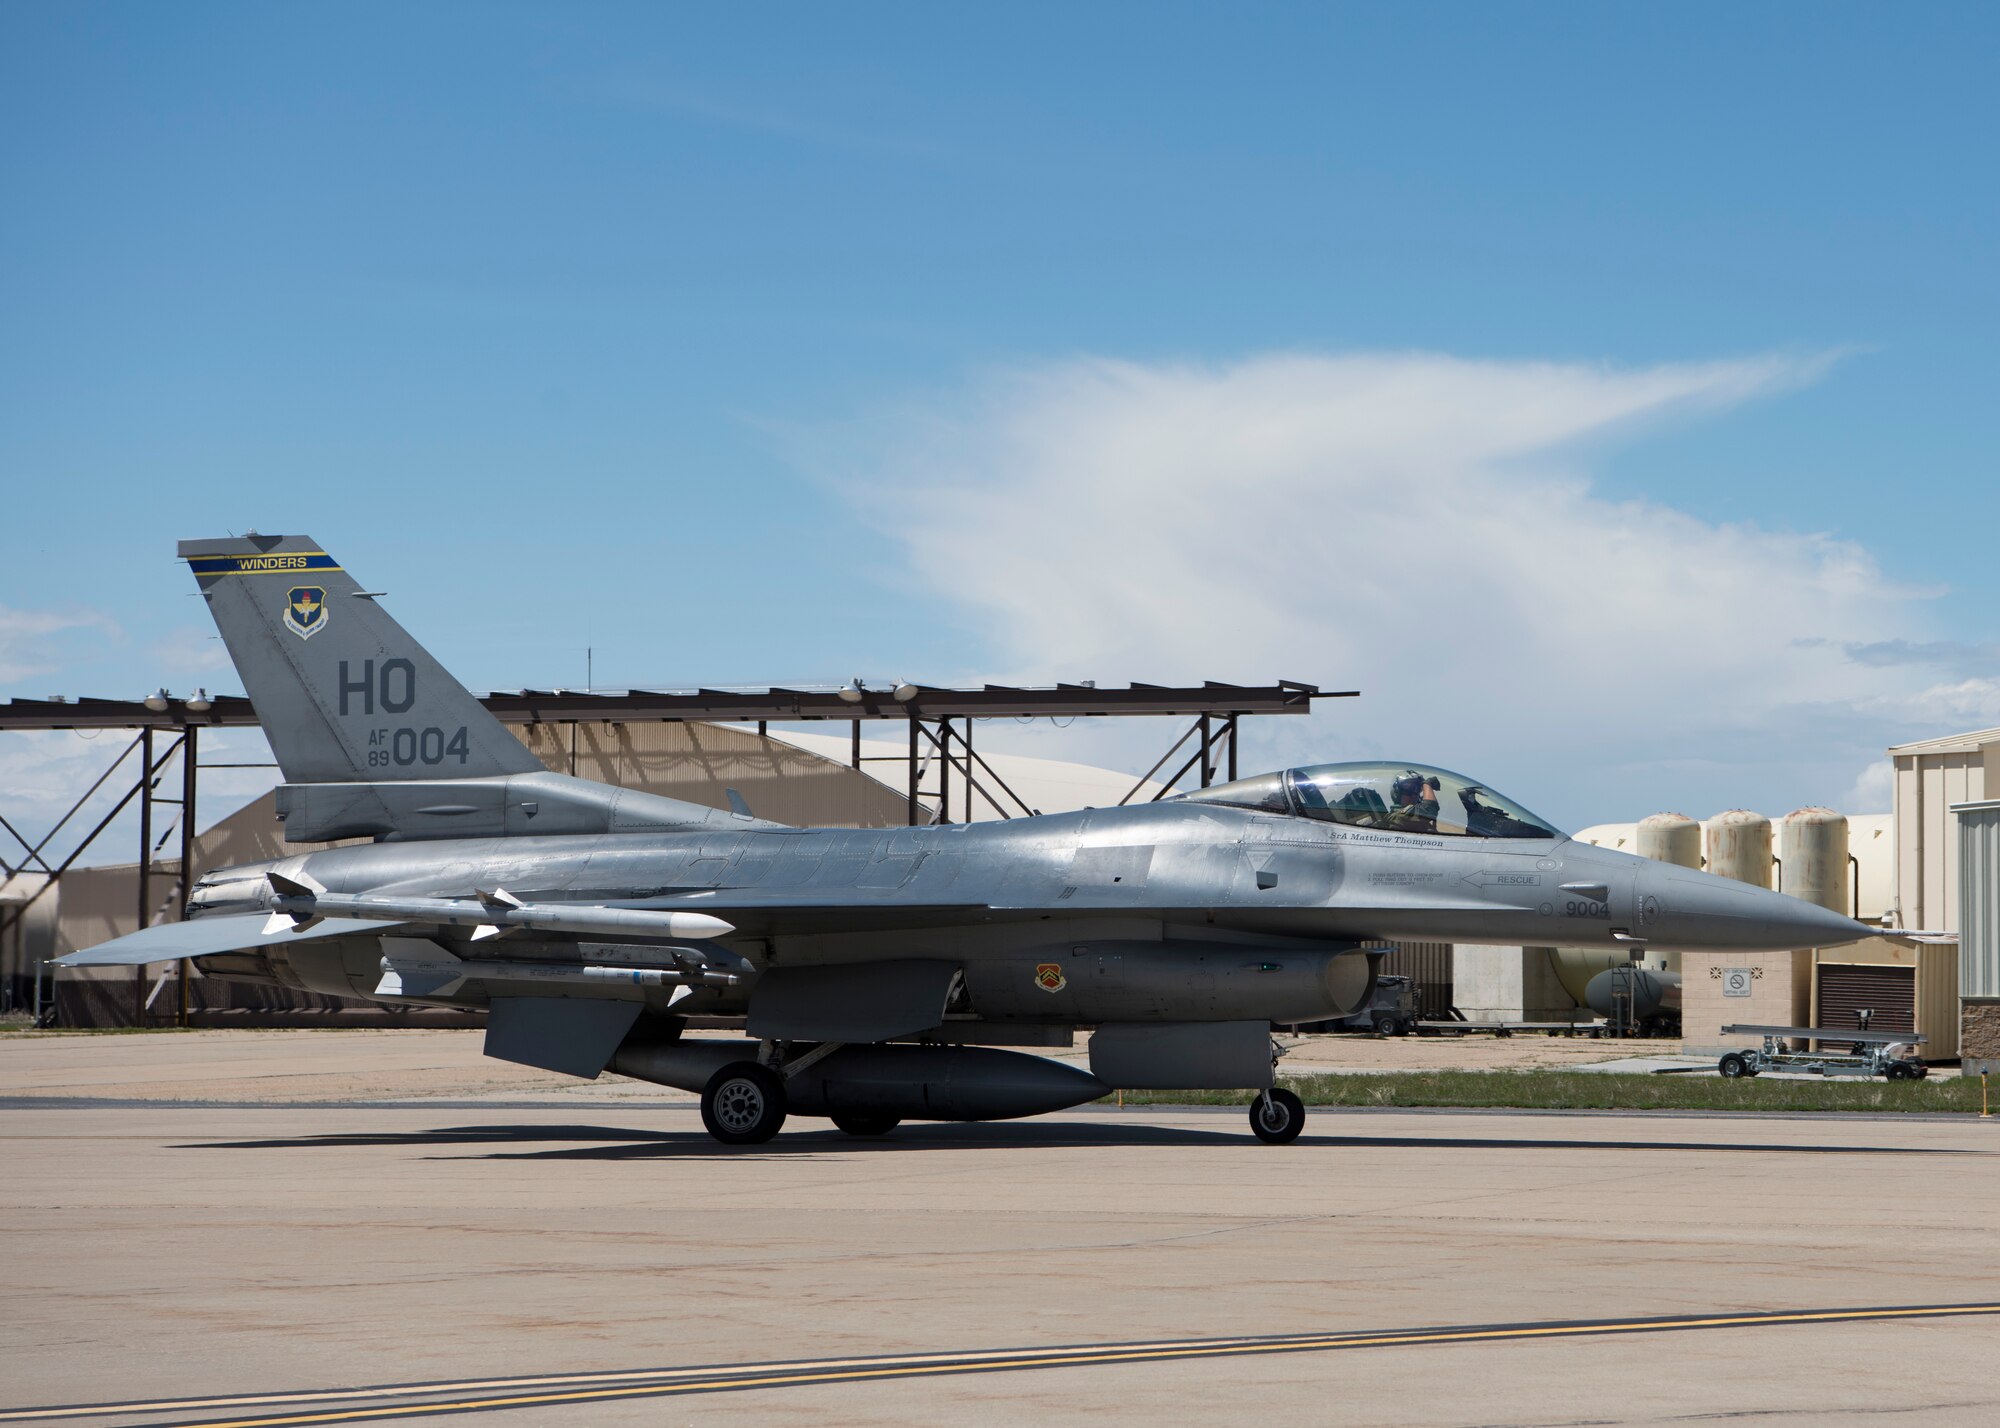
180 535 544 785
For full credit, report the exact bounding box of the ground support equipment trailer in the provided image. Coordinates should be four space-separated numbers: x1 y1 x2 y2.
1717 1024 1929 1080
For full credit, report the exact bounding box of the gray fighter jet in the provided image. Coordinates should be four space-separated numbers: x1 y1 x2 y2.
57 536 1873 1145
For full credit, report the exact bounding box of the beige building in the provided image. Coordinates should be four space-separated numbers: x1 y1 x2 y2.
1887 726 2000 1066
1888 726 1996 931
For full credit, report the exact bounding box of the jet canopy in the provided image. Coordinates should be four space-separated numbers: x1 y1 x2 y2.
1174 762 1564 840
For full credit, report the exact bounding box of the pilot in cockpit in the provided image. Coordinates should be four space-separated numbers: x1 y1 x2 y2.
1384 773 1442 832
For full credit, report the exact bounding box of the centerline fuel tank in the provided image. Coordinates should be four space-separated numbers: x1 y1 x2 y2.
610 1040 1109 1121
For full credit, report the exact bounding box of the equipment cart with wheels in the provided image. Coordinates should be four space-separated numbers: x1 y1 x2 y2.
1716 1025 1929 1080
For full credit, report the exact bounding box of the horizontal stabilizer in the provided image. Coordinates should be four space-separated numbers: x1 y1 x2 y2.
52 913 403 967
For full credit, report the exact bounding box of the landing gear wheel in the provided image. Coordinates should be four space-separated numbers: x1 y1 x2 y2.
1718 1052 1751 1079
830 1111 901 1137
1885 1061 1918 1081
1372 1013 1399 1036
1249 1087 1305 1144
701 1062 788 1145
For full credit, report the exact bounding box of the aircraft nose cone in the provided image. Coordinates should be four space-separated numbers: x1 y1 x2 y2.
1645 866 1874 951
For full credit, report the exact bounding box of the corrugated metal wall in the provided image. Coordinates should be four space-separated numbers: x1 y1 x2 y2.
1 872 56 1011
1893 750 1988 931
1815 963 1915 1035
1958 802 2000 1000
1370 941 1454 1017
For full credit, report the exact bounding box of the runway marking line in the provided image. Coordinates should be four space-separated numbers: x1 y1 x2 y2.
9 1302 1997 1426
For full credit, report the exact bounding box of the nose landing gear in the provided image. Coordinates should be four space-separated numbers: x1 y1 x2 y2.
1249 1087 1305 1144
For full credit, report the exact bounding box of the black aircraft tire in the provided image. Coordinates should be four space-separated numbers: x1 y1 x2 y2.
1372 1014 1398 1036
1249 1088 1305 1144
831 1112 901 1137
701 1062 788 1145
1886 1061 1918 1081
1718 1053 1750 1079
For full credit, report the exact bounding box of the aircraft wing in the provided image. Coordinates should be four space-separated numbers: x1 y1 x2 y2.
51 913 410 967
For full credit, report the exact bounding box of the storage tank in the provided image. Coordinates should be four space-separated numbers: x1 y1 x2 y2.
1636 812 1701 870
1584 965 1681 1025
1705 810 1773 888
1778 807 1850 914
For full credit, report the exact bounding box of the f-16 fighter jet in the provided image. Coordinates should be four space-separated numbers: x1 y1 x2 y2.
57 536 1874 1145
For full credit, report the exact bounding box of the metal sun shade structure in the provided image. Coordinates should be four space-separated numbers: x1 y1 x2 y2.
0 680 1349 1026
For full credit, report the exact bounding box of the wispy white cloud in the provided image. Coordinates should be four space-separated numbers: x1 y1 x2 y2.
0 727 279 871
581 73 946 160
1845 758 1896 815
0 606 121 684
149 625 233 678
821 348 1954 824
1798 636 2000 677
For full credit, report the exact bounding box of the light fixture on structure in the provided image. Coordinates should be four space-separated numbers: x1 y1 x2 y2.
892 680 918 702
185 689 212 713
143 689 171 712
837 678 866 705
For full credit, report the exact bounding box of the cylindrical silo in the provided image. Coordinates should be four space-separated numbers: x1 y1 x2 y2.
1636 812 1702 869
1705 810 1773 888
1779 807 1850 915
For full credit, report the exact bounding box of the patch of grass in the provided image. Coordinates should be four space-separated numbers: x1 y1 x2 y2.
1112 1069 1991 1115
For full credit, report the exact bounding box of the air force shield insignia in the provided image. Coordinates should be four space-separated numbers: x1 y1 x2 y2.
1034 962 1066 993
284 586 328 640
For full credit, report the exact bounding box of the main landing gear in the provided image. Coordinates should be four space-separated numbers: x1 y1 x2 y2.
700 1062 788 1145
700 1042 873 1146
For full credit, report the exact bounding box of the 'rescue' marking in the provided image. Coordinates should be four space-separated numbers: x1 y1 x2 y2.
7 1302 1996 1426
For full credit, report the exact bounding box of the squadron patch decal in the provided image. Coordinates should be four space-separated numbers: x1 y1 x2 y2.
284 586 328 641
1034 962 1066 993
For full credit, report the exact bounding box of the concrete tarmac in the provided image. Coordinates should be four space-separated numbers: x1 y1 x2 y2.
1 1034 1997 1426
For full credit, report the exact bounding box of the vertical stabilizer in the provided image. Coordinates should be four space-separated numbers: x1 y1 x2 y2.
180 535 544 785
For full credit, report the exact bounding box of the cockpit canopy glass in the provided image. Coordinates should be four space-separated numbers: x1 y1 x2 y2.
1173 762 1563 840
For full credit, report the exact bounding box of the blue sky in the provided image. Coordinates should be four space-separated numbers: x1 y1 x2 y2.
2 2 1996 848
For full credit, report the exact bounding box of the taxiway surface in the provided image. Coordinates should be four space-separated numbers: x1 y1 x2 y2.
1 1032 1995 1426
